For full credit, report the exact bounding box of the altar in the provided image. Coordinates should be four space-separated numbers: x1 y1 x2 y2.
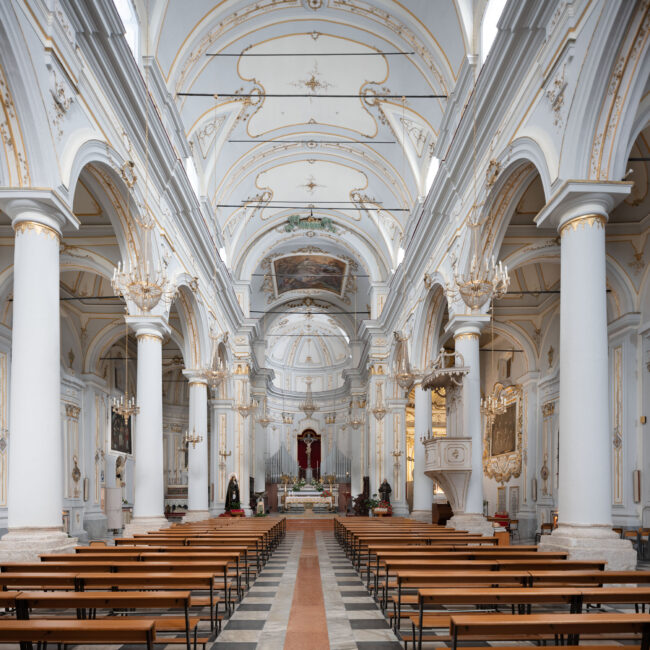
284 493 333 509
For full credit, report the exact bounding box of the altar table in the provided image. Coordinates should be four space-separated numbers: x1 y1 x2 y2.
284 494 333 509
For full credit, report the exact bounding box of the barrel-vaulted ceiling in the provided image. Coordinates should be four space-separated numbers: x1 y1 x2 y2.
144 0 468 378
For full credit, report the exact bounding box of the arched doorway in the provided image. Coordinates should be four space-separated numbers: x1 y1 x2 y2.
297 430 321 481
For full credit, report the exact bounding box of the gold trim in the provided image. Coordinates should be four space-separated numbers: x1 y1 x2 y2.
14 221 60 241
559 214 606 237
454 332 479 342
137 333 163 343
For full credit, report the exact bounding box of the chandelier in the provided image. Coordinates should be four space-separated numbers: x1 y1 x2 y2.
112 255 168 313
112 321 139 423
348 399 364 430
394 331 415 390
371 383 387 421
481 391 507 423
299 377 319 418
182 427 203 449
453 237 510 311
257 396 274 429
204 335 228 390
236 377 256 419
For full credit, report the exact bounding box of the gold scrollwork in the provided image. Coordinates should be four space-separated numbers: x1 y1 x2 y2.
14 221 60 241
65 404 81 420
483 383 523 484
541 402 555 417
454 332 479 342
136 333 163 343
559 214 606 237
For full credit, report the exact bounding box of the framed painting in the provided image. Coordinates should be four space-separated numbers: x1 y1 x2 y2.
111 409 132 455
483 383 523 483
272 254 347 297
509 486 520 517
496 486 507 513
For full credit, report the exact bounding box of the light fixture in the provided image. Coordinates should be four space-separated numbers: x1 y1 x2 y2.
349 399 364 430
299 377 319 419
372 383 387 421
112 320 139 423
182 427 203 449
257 396 274 429
236 376 256 419
481 392 507 424
204 334 228 391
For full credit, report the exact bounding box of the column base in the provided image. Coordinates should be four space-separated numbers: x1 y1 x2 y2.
0 528 77 562
410 509 432 523
447 513 494 537
538 523 637 570
391 503 410 517
122 516 170 537
184 510 211 522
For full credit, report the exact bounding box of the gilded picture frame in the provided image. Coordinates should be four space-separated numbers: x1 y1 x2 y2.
483 383 523 483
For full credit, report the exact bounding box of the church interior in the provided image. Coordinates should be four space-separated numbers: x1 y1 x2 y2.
0 0 650 647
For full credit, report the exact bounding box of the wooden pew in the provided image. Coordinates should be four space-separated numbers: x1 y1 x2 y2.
448 612 650 650
0 619 156 649
15 590 201 650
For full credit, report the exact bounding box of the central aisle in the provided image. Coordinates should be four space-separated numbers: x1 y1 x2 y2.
214 519 401 650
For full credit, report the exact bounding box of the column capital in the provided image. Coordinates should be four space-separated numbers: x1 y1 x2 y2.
0 190 79 234
125 315 169 341
535 180 631 232
183 369 208 386
445 313 490 338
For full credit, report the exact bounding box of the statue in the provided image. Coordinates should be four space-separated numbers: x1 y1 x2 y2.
378 478 392 505
225 474 241 511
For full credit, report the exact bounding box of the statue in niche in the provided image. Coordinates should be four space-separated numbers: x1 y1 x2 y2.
378 478 392 505
115 455 126 487
225 474 241 510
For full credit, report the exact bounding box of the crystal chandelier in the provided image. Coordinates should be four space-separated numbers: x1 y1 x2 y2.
348 399 364 430
453 232 510 311
182 427 203 449
112 321 139 423
481 392 507 423
394 331 415 390
204 335 228 390
236 377 256 419
371 383 387 421
299 377 319 418
257 396 274 429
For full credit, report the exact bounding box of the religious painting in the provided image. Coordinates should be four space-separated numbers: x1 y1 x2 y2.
483 383 523 484
272 255 347 296
490 402 517 456
111 409 132 455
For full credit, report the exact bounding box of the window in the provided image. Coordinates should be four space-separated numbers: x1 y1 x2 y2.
481 0 507 62
114 0 140 60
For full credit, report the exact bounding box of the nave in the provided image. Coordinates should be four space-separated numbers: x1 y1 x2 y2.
2 516 650 649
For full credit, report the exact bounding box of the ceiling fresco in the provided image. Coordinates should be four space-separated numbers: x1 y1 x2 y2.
272 254 348 296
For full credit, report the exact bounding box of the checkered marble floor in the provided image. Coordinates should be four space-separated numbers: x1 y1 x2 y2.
213 530 302 649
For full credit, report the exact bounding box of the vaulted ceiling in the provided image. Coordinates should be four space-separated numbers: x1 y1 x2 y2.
143 0 470 381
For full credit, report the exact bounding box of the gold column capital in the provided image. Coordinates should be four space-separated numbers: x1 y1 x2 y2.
559 213 606 237
136 332 163 344
13 220 61 241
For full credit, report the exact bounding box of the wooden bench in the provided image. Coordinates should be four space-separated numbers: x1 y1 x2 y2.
0 619 156 649
449 612 650 650
15 590 206 650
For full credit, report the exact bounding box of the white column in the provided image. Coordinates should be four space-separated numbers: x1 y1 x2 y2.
210 398 235 515
184 373 209 521
454 327 483 515
445 317 493 536
536 183 635 568
0 200 76 559
387 397 409 516
123 317 169 535
254 419 266 494
412 385 433 521
350 423 363 498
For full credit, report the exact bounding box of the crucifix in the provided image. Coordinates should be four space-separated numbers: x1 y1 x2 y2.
303 432 316 481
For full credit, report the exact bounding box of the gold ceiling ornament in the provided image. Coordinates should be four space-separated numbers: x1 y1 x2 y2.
257 396 274 429
299 377 319 419
371 383 387 421
112 320 139 423
393 331 414 390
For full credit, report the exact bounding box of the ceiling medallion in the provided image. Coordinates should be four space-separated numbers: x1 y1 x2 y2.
305 0 323 9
